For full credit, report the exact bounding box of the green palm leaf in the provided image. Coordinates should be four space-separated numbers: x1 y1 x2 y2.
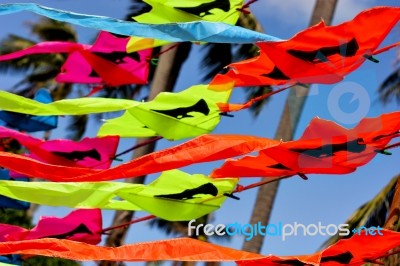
378 67 400 104
322 174 399 248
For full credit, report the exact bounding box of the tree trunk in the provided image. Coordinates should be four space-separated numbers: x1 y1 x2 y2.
384 176 400 231
99 42 191 266
383 175 400 265
242 0 338 253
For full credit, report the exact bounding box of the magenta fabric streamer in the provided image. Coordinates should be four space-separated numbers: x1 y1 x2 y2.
0 126 119 169
0 31 151 86
0 209 102 245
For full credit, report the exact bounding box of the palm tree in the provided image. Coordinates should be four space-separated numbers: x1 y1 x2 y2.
383 176 400 266
0 18 90 140
321 174 400 265
100 3 268 264
147 214 232 266
100 42 192 257
0 208 81 266
320 48 400 265
0 18 84 266
242 0 339 253
378 46 400 236
97 3 196 256
0 17 84 221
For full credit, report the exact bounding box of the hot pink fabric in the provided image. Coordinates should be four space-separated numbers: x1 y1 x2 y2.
0 209 102 245
57 51 103 84
0 126 119 169
0 42 88 60
0 31 151 86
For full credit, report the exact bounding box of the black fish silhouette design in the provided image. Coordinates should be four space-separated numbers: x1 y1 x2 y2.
287 38 359 63
272 260 306 266
43 223 93 239
273 251 353 265
154 183 218 200
175 0 231 17
261 66 290 80
151 99 210 119
268 163 291 170
52 148 101 161
290 138 366 158
89 68 100 78
92 51 141 64
84 50 141 78
321 251 353 264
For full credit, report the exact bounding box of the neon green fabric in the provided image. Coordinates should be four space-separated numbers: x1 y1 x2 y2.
128 0 244 50
99 112 158 138
0 262 18 266
133 0 244 25
98 84 232 140
0 84 232 140
0 170 237 221
0 90 137 115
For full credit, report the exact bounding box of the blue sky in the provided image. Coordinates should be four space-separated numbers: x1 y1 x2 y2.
0 1 399 265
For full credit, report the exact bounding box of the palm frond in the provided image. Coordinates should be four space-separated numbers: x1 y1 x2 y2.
245 86 273 117
199 11 271 116
321 174 399 248
31 18 77 42
99 84 143 100
0 17 76 98
200 43 232 81
149 216 232 243
66 115 88 141
236 12 273 117
24 66 60 83
378 67 400 104
0 35 38 74
237 11 264 32
0 209 31 228
234 11 263 61
11 66 60 93
149 218 189 236
201 12 263 81
125 0 151 20
0 34 36 52
0 27 69 77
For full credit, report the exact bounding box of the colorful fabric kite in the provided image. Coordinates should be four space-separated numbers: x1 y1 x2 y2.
0 31 151 87
0 3 280 44
127 0 245 49
1 4 395 112
98 84 233 139
0 112 398 182
0 134 274 181
126 36 169 53
0 83 232 140
0 209 102 245
0 126 119 169
212 6 400 87
212 111 400 178
0 89 57 132
0 229 398 264
0 170 237 221
241 229 400 266
0 89 137 115
131 0 244 25
0 169 29 210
